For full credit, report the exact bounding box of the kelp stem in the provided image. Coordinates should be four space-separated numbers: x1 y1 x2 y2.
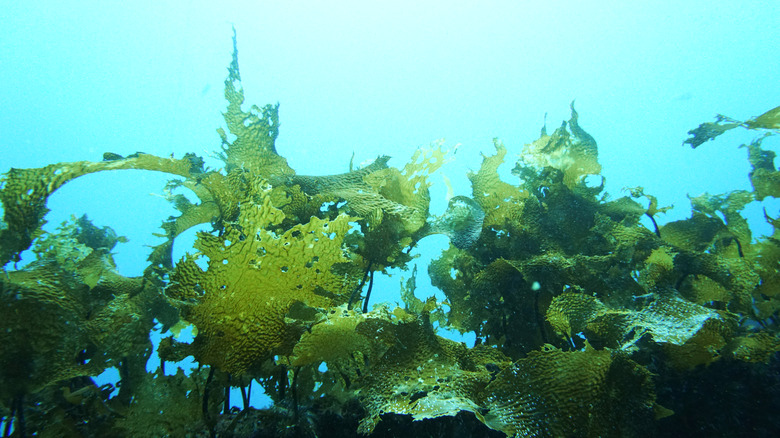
348 262 373 311
362 270 375 314
203 367 216 438
240 384 249 410
646 212 661 238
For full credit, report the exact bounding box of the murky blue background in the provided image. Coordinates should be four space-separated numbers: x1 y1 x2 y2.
2 0 779 408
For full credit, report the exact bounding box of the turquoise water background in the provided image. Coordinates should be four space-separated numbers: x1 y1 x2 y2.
2 0 779 409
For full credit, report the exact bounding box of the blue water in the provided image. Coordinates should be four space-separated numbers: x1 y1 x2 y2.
2 0 779 419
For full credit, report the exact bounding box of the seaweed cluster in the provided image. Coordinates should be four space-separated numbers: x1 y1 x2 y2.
1 32 780 437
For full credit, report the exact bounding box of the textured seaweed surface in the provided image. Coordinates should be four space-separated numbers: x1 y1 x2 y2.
2 32 780 437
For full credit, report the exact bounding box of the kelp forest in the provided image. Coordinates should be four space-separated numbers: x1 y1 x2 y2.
2 32 780 437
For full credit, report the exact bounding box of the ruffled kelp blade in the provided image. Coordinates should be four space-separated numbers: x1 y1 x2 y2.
425 195 485 249
684 105 780 149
